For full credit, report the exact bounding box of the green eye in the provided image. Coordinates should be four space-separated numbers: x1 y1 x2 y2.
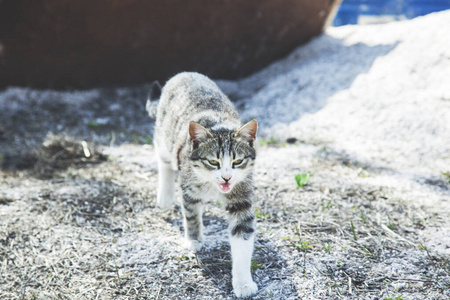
208 159 220 166
233 159 244 165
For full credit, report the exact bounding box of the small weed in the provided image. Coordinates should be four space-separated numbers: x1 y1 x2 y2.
418 243 428 251
285 223 312 252
362 246 373 256
294 223 301 238
255 208 268 220
176 255 191 261
442 171 450 183
259 137 277 146
251 259 263 272
131 134 141 144
384 295 405 300
145 136 153 144
87 121 101 129
350 220 357 240
360 211 367 224
387 216 395 231
296 240 312 251
258 228 271 234
114 259 120 280
281 200 286 214
337 261 342 267
295 173 313 188
358 169 370 178
322 199 333 211
324 242 331 254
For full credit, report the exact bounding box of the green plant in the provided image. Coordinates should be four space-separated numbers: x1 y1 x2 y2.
87 121 100 129
324 242 331 254
384 295 405 300
145 136 153 144
362 246 373 256
350 220 357 240
255 208 268 220
322 199 333 211
283 223 313 252
358 169 370 178
418 243 428 251
387 215 395 231
281 200 286 214
442 171 450 183
295 173 313 188
251 259 263 272
259 137 277 146
360 211 367 223
296 240 312 251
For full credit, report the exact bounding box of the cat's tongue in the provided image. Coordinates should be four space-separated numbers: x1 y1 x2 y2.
219 183 231 192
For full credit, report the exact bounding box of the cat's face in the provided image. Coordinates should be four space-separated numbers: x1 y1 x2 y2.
189 120 257 194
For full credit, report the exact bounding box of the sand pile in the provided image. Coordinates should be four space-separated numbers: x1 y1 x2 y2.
220 10 450 179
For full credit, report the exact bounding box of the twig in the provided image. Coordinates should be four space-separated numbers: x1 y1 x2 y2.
81 141 91 158
156 283 162 300
380 224 415 246
348 276 352 295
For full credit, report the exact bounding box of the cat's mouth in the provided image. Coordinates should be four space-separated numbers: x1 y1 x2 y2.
219 182 231 193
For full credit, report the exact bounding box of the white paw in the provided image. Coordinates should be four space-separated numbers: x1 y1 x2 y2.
233 280 258 298
185 239 203 252
156 193 175 209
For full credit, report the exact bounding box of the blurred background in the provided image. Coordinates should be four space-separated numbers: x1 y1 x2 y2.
334 0 450 25
0 0 449 89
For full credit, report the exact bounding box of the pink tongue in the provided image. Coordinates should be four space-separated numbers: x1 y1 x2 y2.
219 183 230 192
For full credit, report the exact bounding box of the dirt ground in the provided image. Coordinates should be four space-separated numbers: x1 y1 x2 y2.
1 12 450 300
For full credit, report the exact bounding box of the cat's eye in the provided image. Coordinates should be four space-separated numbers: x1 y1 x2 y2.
208 159 220 167
233 159 244 167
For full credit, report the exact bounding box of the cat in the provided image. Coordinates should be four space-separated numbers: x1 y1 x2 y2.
146 72 258 297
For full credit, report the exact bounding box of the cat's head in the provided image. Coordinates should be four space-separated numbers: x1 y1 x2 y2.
189 120 257 194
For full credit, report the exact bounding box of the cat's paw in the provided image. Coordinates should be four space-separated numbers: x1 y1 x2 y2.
233 280 258 298
156 194 175 209
185 239 203 252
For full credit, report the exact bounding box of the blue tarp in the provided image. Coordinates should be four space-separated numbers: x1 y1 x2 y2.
334 0 450 25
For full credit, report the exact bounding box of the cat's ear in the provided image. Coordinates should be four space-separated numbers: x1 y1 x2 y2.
189 122 212 143
234 119 258 144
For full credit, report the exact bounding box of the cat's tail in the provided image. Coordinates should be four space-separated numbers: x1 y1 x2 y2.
146 81 162 119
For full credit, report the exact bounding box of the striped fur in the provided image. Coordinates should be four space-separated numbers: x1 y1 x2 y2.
147 72 258 297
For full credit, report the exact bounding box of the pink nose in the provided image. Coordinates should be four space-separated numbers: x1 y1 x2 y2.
222 175 231 182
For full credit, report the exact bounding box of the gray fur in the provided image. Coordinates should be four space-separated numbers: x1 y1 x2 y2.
147 72 258 297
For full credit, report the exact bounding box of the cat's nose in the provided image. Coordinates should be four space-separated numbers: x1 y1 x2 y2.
222 175 231 182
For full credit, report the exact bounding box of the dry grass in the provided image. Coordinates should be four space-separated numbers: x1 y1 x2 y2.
1 135 449 299
0 78 449 299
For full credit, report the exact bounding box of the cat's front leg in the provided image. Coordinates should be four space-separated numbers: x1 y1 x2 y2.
181 191 204 252
227 200 258 297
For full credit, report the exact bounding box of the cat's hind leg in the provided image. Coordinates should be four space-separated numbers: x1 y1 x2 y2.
155 148 176 209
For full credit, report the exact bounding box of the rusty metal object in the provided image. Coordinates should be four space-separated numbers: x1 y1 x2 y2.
0 0 341 89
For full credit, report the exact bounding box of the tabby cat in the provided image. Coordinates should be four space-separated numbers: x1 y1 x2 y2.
146 72 258 297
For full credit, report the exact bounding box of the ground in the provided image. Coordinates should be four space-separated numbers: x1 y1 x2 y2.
1 11 449 300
